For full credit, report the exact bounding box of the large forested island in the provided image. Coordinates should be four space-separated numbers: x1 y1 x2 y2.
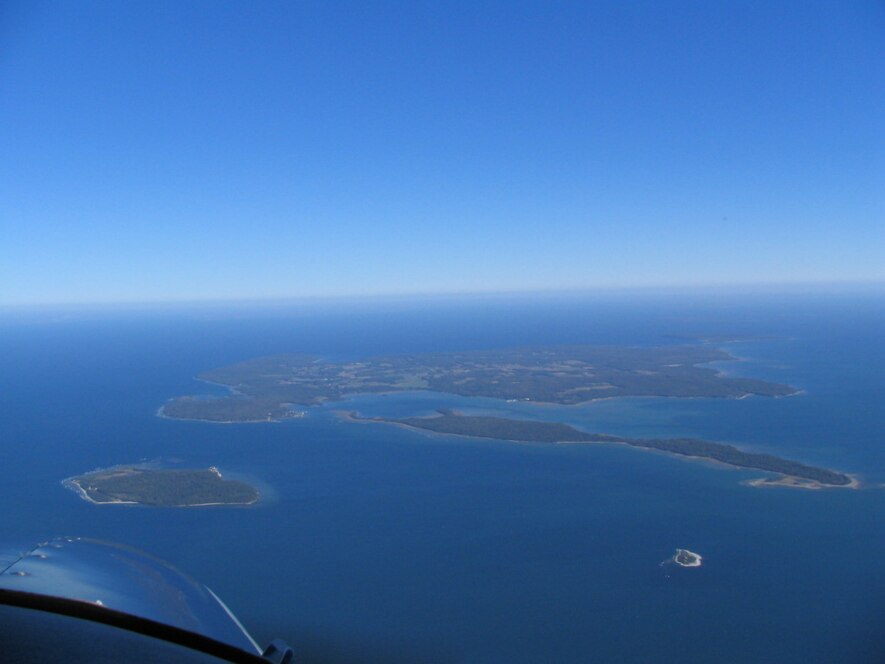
65 466 259 507
359 411 853 487
160 345 797 422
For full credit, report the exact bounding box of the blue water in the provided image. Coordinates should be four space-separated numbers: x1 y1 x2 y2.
0 291 882 663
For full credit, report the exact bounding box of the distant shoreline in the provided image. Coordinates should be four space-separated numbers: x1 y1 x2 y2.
157 344 799 422
157 386 802 423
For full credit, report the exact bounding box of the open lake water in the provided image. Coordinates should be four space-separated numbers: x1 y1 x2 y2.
0 291 882 662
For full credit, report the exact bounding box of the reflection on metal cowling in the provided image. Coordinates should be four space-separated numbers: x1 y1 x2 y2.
0 537 293 663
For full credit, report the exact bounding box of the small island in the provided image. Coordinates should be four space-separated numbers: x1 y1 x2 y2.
354 411 854 487
160 344 798 423
672 549 702 567
65 466 259 507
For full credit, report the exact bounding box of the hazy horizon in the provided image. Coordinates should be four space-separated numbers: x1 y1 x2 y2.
1 278 883 315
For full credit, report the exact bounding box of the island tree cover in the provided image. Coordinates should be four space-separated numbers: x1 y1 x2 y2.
161 345 797 422
70 467 259 507
386 413 851 486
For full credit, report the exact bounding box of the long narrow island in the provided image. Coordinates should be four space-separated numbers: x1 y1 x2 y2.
64 466 259 507
354 411 854 488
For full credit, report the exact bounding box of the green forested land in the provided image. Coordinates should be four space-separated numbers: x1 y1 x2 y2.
396 412 619 443
161 396 288 422
629 437 850 485
74 468 259 506
162 345 798 422
388 413 851 486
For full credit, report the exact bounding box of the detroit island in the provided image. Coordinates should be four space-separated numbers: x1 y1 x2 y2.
355 411 852 487
159 344 854 488
65 466 259 507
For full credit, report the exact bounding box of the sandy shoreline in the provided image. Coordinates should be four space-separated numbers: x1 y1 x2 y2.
63 478 139 505
745 474 860 491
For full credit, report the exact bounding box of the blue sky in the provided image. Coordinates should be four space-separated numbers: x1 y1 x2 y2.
1 1 882 305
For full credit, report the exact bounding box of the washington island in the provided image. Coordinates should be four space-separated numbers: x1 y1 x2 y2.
160 344 797 422
65 466 259 507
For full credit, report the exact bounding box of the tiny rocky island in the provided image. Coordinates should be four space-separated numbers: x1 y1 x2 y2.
672 549 703 567
159 344 798 422
354 411 854 487
65 466 259 507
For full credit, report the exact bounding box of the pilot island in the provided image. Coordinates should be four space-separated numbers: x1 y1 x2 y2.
670 549 703 568
159 344 855 488
65 466 259 507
